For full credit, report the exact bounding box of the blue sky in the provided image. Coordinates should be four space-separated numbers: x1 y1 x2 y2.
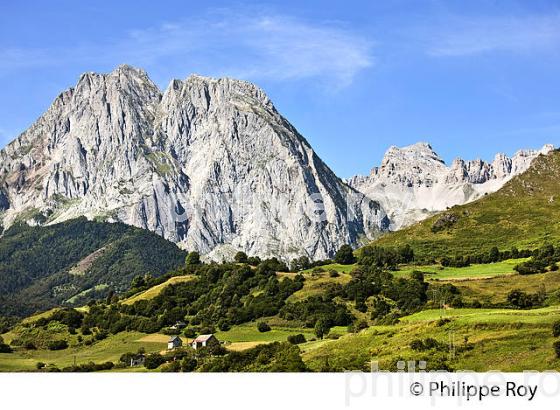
1 0 559 177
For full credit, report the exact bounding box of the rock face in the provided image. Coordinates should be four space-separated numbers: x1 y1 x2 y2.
0 65 388 260
347 142 554 229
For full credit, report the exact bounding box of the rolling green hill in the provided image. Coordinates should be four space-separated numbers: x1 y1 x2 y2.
368 150 560 259
0 218 187 316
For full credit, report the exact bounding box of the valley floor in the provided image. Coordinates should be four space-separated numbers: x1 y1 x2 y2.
2 259 560 372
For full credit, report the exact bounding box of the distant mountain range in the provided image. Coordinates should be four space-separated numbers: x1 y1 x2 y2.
348 142 554 229
0 65 554 260
371 149 560 259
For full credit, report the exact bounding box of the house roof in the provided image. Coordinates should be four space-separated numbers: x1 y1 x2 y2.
192 334 214 342
169 336 182 342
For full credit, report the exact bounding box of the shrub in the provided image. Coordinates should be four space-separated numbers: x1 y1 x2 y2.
0 343 12 353
36 362 46 370
94 330 108 341
257 322 271 332
334 245 356 265
553 321 560 338
409 337 445 352
234 251 248 264
47 340 68 351
181 357 198 372
554 341 560 359
218 320 231 332
410 339 425 351
144 353 165 370
183 327 197 338
160 361 181 372
329 270 340 278
185 252 201 265
287 334 306 345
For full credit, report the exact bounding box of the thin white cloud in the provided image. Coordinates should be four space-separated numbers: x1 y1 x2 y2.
428 14 560 56
0 10 374 88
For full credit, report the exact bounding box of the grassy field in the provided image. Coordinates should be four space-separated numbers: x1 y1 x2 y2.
278 264 356 302
122 275 195 305
0 331 167 371
303 306 560 372
369 151 560 259
300 263 357 274
401 305 560 325
446 270 560 305
395 259 527 280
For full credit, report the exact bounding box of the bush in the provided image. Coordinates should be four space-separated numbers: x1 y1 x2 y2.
334 245 356 265
218 320 231 332
160 361 181 372
47 340 68 351
0 343 12 353
328 270 340 278
36 362 46 370
62 361 114 372
257 322 271 333
553 321 560 338
181 357 198 372
287 334 306 345
184 327 197 338
94 330 108 341
410 339 425 351
144 353 165 370
515 260 548 275
507 290 538 309
185 252 201 265
234 251 248 264
554 341 560 359
409 337 445 352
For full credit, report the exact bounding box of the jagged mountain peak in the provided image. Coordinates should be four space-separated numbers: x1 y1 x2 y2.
0 65 386 261
162 73 275 113
380 141 446 170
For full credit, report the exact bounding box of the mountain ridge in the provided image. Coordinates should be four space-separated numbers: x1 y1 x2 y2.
348 141 554 229
0 65 387 261
367 149 560 259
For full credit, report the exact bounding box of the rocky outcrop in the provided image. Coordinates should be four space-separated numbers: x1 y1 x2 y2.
0 65 388 261
348 142 554 229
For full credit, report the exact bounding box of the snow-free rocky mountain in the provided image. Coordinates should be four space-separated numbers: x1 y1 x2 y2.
347 142 554 229
0 65 388 261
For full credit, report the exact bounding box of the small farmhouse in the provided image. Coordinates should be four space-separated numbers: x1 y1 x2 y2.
167 335 183 350
191 334 219 350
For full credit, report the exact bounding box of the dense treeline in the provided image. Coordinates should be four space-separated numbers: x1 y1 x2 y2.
62 260 305 335
0 218 186 316
514 244 560 274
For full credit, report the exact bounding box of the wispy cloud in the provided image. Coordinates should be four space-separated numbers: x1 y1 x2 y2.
0 10 374 88
427 13 560 57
